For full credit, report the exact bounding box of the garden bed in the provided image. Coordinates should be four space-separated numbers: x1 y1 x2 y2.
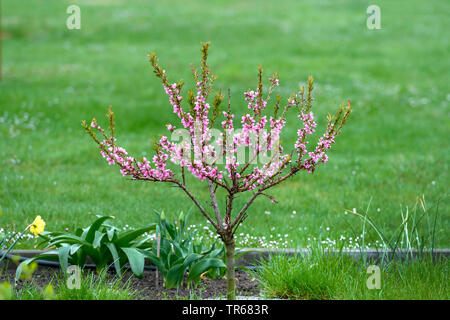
0 266 260 300
2 248 448 300
4 248 450 269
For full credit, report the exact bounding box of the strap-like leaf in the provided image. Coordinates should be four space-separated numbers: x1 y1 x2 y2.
93 231 106 248
105 242 122 277
141 251 166 274
45 234 90 247
58 245 70 273
114 224 156 247
85 216 113 243
69 244 82 255
15 251 59 281
182 253 202 268
106 227 116 242
121 247 145 278
133 235 154 249
165 263 187 289
187 258 226 282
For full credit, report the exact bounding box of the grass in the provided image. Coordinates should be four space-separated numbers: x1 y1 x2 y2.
1 268 140 300
0 0 448 248
254 251 449 300
253 199 450 300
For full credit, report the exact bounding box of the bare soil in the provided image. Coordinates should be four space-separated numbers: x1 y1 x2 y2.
0 266 262 300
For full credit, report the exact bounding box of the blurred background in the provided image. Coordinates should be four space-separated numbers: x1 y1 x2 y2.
0 0 448 248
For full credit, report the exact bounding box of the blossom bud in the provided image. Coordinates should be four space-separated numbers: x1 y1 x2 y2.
179 211 185 222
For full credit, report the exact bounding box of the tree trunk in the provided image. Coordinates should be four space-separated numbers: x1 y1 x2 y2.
225 239 236 300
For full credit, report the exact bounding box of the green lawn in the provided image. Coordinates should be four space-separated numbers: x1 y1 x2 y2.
0 0 448 248
255 252 449 300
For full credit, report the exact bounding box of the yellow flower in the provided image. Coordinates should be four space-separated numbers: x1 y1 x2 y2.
29 216 45 236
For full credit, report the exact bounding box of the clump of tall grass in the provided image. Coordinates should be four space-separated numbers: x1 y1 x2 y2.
255 250 448 300
347 195 442 264
4 268 140 300
254 244 359 300
54 269 140 300
255 195 448 300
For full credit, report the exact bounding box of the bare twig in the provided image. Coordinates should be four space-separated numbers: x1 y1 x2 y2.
207 179 222 228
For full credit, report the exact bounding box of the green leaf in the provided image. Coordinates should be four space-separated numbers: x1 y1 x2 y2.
105 242 122 277
165 263 187 289
133 235 153 249
201 243 219 256
141 251 166 274
69 244 82 255
75 228 83 237
165 221 177 240
114 224 156 248
45 234 90 247
182 253 202 268
58 245 70 273
106 227 116 242
187 258 226 283
121 247 145 278
207 247 224 259
93 231 106 248
15 251 59 281
80 227 89 240
168 252 183 268
171 241 186 258
85 216 113 243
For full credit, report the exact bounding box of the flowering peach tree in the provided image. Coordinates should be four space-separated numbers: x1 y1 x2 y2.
82 43 351 299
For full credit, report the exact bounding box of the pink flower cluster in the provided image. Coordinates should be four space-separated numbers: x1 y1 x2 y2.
87 57 349 193
303 130 336 172
164 82 184 119
92 122 174 181
294 111 317 161
161 72 224 182
244 89 267 113
241 153 289 191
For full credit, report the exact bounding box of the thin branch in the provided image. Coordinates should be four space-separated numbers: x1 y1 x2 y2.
230 191 261 230
181 166 186 186
172 179 219 230
261 192 279 204
207 179 222 229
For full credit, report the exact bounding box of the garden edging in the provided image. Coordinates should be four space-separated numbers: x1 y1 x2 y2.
2 248 448 270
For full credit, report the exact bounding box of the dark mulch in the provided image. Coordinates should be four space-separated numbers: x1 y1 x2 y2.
0 266 262 300
131 269 261 299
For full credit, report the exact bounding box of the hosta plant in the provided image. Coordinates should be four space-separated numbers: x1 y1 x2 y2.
16 216 155 279
83 42 351 299
144 211 225 289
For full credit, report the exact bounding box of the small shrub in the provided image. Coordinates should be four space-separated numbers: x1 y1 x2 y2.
83 42 351 299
